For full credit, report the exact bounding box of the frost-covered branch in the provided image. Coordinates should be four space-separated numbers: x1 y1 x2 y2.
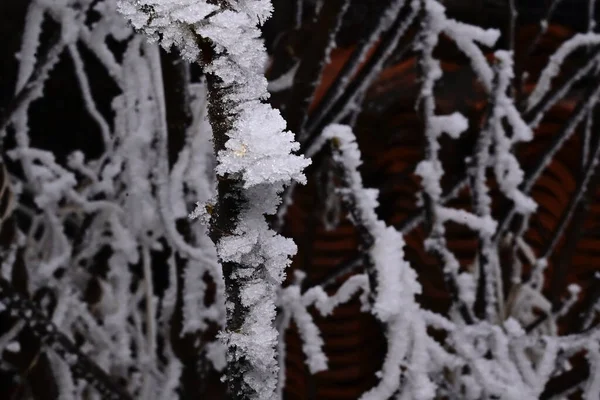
528 33 600 109
302 0 420 152
303 0 408 140
322 124 434 399
118 1 310 398
495 73 600 243
0 4 67 138
468 50 536 321
415 0 501 324
285 0 350 140
278 272 369 376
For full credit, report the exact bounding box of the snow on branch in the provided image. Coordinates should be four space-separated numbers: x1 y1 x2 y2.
323 124 422 319
528 32 600 109
118 1 310 398
414 0 484 323
465 50 536 321
316 121 566 400
322 124 436 399
443 19 500 92
278 273 369 375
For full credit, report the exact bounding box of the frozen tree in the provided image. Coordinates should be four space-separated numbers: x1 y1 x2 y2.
1 0 600 399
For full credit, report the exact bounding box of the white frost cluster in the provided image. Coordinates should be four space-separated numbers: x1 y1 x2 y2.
216 102 309 188
118 0 310 189
117 0 219 60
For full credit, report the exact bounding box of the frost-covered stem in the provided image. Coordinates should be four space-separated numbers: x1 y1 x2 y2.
475 50 534 321
302 0 420 151
272 180 297 233
416 0 474 324
397 174 469 234
303 0 407 138
294 0 303 28
583 110 594 168
141 246 157 367
0 161 14 227
0 30 65 137
524 48 600 127
202 47 309 394
521 0 565 67
527 33 600 110
68 44 112 150
325 148 371 248
469 97 497 322
0 279 132 400
539 129 600 263
326 136 376 296
286 0 350 140
507 0 516 50
115 2 312 396
322 125 433 400
590 0 598 32
507 0 519 101
496 75 600 245
275 311 291 397
203 68 251 397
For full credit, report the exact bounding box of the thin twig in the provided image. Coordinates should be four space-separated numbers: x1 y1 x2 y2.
301 1 420 153
524 47 600 127
416 4 474 324
302 0 407 139
539 128 600 262
285 0 351 139
301 174 470 293
294 0 304 28
507 0 517 53
470 88 497 322
521 0 566 65
495 74 600 244
0 32 65 140
160 49 192 170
